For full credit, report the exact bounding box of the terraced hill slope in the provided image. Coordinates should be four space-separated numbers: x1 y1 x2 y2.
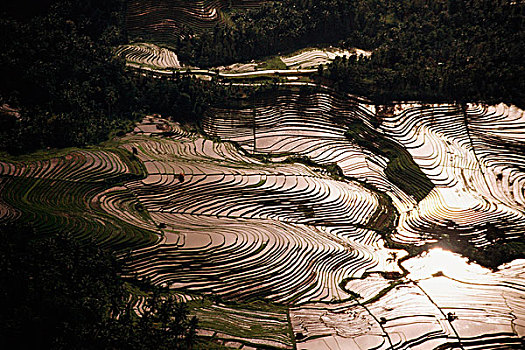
115 43 371 74
204 92 525 252
1 88 525 348
127 0 264 42
3 0 524 348
115 43 183 69
1 94 525 348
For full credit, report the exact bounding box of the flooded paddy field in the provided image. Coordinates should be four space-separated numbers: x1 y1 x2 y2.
1 91 524 349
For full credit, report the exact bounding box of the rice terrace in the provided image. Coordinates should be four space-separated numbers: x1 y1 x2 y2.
1 1 524 349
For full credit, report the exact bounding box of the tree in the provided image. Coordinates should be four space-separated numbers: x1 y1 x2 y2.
0 223 197 349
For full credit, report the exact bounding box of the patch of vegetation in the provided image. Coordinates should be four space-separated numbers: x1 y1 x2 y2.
345 119 434 202
257 56 287 70
0 146 157 251
0 0 248 155
177 0 365 67
366 190 397 234
0 223 198 349
298 204 315 219
1 0 132 153
322 1 525 107
283 155 345 180
187 297 293 349
176 0 524 108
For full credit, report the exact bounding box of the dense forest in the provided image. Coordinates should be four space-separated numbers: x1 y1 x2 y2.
0 0 131 153
176 0 382 65
1 0 523 153
322 0 525 105
177 0 524 106
0 224 198 349
0 0 231 154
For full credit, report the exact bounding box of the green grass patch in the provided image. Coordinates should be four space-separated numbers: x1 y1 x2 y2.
188 297 293 349
366 190 398 234
0 144 156 252
257 56 287 70
1 177 158 251
345 119 434 202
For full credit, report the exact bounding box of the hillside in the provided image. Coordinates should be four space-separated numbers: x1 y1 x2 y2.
1 0 524 349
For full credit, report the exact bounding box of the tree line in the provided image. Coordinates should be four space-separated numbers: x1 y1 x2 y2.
0 0 236 154
0 223 198 349
174 0 524 107
321 0 525 106
176 0 381 66
2 1 523 154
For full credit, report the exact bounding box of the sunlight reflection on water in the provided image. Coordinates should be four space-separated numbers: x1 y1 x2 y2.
404 248 491 281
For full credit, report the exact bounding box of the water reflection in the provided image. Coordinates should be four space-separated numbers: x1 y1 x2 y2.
404 247 491 281
401 248 524 343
